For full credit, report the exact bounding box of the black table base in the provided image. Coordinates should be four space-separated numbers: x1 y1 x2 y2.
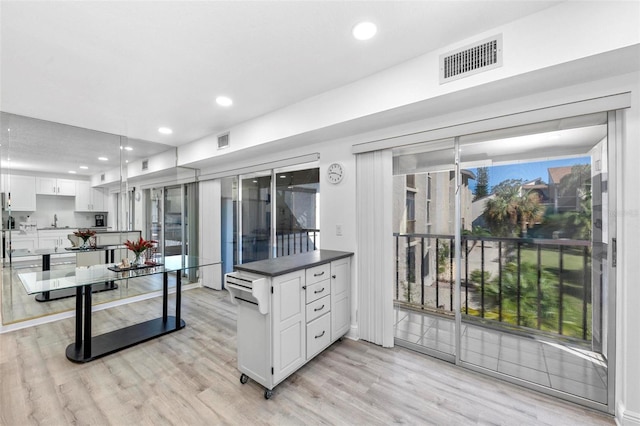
36 282 118 302
66 316 185 363
66 269 183 363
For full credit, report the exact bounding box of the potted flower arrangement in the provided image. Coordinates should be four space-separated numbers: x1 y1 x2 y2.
74 229 97 249
124 237 157 266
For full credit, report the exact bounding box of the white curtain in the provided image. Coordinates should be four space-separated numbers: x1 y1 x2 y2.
356 150 394 347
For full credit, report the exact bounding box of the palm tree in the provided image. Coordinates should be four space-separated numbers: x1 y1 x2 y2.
484 187 519 236
483 186 544 237
518 191 545 237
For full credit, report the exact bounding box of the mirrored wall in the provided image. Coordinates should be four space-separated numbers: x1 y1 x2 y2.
0 112 190 325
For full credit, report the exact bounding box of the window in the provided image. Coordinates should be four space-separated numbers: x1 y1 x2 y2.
406 191 416 234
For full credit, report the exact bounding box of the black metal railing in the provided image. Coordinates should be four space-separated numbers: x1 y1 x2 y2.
276 229 319 257
394 232 592 341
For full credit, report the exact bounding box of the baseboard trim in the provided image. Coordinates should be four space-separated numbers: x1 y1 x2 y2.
617 402 640 426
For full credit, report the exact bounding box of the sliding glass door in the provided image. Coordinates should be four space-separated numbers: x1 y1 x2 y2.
274 168 320 257
240 172 272 263
392 113 616 410
221 165 320 270
457 114 612 406
392 140 459 359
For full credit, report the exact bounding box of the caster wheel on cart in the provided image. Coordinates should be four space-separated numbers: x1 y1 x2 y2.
264 389 273 399
240 374 249 384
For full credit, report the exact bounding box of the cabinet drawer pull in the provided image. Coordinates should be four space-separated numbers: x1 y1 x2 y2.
314 287 325 294
332 275 336 279
314 304 325 312
313 271 325 277
315 330 325 339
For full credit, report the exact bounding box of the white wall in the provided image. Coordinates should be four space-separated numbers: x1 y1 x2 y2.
179 1 639 168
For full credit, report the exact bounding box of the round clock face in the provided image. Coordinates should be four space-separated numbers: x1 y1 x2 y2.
327 162 344 184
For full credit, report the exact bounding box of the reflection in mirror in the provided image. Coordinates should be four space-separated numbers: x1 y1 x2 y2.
0 112 181 325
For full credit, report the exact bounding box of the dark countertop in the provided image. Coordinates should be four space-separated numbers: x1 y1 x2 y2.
234 250 353 277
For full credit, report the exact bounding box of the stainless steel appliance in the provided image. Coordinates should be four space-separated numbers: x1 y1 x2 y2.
94 214 105 227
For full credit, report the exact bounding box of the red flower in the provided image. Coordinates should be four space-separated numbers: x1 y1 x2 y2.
74 229 97 240
124 237 157 255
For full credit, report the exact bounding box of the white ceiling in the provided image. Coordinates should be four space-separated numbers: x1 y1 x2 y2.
1 0 563 151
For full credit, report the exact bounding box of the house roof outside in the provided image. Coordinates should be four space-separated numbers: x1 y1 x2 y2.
548 166 574 184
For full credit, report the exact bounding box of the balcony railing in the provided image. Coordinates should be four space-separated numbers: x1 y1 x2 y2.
276 229 319 257
394 233 592 341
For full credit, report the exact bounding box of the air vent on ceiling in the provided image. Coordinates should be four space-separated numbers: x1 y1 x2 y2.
218 132 230 149
142 159 149 170
440 34 502 84
101 173 105 182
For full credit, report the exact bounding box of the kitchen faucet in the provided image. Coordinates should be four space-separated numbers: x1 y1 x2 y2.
52 214 58 228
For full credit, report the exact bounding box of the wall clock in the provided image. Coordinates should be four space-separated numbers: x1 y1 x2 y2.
327 162 345 184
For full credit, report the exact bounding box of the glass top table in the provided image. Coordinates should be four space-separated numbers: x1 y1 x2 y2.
18 255 214 294
17 255 220 363
14 245 151 302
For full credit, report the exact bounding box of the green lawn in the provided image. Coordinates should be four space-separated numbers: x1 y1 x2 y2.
471 246 592 340
519 246 588 272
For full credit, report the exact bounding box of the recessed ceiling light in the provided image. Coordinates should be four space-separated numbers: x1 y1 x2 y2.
158 127 173 135
98 157 108 161
352 21 377 40
68 170 77 174
79 165 88 169
124 146 133 151
216 96 233 107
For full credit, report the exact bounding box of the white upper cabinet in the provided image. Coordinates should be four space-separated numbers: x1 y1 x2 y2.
4 175 36 211
75 181 106 212
36 177 76 196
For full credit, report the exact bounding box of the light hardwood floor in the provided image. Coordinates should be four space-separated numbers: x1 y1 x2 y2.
0 288 614 425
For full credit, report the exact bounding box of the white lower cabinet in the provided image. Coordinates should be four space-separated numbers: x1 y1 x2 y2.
228 252 352 399
272 270 306 384
330 257 351 338
38 229 75 251
5 234 37 257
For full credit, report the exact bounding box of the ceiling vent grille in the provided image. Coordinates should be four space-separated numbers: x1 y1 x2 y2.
440 34 502 84
142 159 149 170
218 132 230 149
101 173 105 182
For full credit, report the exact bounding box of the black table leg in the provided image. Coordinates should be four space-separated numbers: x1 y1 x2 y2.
39 254 52 301
75 286 83 350
176 271 182 330
162 271 168 322
83 284 92 359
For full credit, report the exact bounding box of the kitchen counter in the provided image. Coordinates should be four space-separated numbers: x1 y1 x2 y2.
38 227 74 230
234 249 353 277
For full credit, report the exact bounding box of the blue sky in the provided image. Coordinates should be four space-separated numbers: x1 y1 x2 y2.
467 156 590 193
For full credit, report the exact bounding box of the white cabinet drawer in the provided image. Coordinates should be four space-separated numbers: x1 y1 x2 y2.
305 279 330 304
306 295 330 323
306 312 331 360
305 263 330 285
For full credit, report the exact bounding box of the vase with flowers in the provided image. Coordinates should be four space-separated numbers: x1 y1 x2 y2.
74 229 97 249
124 237 157 267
